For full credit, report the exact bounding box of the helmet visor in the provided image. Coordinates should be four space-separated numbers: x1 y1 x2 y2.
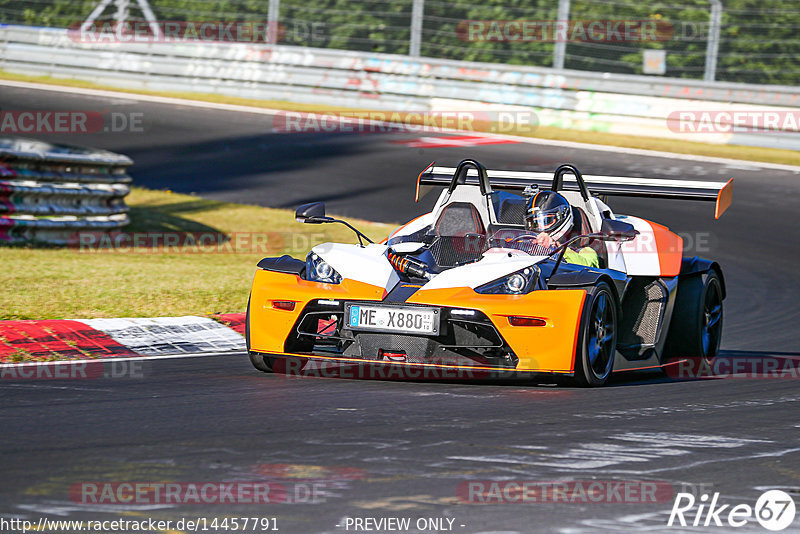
529 205 569 233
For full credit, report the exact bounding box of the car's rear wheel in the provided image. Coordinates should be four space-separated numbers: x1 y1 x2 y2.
573 282 618 387
663 270 723 364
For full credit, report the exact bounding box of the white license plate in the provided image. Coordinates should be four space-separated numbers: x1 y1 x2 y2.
346 304 439 335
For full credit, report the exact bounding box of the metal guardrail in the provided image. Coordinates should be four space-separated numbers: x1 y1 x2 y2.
1 24 799 151
0 136 132 244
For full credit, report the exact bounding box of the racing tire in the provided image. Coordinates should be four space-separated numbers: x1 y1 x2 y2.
249 353 274 373
662 270 723 364
246 296 274 373
573 282 618 387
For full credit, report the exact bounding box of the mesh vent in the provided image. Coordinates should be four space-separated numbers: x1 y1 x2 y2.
620 279 667 346
497 199 527 225
637 282 666 345
428 236 485 268
503 239 553 256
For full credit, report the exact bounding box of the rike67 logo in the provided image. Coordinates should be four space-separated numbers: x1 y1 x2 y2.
668 490 796 531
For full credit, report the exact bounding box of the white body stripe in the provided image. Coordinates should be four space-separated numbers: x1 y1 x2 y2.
317 241 549 292
615 216 663 276
422 251 546 290
605 240 628 273
313 243 400 291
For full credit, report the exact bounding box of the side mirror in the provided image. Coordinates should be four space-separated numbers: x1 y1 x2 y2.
295 202 329 224
600 219 637 242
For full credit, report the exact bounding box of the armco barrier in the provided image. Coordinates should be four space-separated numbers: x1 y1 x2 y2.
0 136 132 244
1 24 800 150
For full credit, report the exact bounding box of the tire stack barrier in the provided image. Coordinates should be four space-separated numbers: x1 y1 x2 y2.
0 136 132 244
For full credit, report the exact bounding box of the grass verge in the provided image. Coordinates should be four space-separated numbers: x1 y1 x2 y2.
0 188 394 319
2 70 799 167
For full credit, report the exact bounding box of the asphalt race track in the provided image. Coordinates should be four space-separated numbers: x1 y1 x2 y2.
1 83 799 533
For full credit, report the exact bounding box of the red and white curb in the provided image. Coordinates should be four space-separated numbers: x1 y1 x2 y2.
0 314 246 363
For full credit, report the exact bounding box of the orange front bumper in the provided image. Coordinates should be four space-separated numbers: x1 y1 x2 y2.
248 269 587 374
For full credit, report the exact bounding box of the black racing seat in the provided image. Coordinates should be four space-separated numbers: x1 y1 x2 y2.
434 202 485 236
429 202 487 268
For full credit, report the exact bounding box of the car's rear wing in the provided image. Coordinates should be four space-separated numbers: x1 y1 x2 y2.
417 161 733 219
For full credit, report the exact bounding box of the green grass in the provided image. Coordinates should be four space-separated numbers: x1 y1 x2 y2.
3 70 800 167
0 188 394 319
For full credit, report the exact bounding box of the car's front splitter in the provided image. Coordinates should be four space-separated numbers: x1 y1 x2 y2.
251 350 575 381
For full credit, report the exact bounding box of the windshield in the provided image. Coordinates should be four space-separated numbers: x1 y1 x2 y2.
387 227 553 270
487 228 556 256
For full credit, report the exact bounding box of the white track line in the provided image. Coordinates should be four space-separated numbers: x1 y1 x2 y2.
3 78 800 172
0 350 246 368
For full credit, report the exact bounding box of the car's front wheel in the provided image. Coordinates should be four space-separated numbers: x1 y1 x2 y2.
246 297 307 374
573 282 618 387
249 352 274 372
246 296 274 373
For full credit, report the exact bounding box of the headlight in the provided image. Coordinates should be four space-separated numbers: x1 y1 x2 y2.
315 261 334 280
505 273 527 293
475 266 540 295
306 253 342 284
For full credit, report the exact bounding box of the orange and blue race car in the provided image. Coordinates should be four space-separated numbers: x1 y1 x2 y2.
246 160 733 386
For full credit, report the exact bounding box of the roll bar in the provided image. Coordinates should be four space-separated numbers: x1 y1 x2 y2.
448 159 493 196
552 164 590 202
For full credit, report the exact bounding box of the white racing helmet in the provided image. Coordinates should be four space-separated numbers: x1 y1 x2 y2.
524 190 574 242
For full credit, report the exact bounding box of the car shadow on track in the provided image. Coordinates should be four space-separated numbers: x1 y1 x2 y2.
254 362 672 389
607 349 800 387
254 350 800 389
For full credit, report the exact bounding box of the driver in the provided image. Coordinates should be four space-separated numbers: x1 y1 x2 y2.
523 190 600 268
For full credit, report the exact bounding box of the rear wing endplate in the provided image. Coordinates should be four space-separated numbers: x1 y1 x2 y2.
417 164 733 219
